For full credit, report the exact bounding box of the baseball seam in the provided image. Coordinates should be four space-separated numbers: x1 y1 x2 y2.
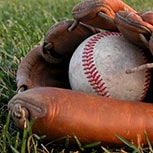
82 32 150 100
140 52 151 101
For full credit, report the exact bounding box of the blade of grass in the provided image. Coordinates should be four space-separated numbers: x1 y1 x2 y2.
14 132 20 150
73 135 84 151
20 126 28 153
83 141 101 149
20 120 33 153
144 131 153 153
0 111 11 152
116 135 141 153
101 146 112 153
10 145 20 153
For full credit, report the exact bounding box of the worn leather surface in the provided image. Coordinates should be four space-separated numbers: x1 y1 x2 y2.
115 11 153 55
8 87 153 146
16 45 70 91
43 20 100 63
72 0 136 30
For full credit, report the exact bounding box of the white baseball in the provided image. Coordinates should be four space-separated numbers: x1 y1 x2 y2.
69 32 151 101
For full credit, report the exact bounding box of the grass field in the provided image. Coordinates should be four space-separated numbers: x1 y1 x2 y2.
0 0 153 152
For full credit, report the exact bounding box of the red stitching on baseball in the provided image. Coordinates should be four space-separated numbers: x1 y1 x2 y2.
82 32 118 97
140 51 151 100
82 32 151 100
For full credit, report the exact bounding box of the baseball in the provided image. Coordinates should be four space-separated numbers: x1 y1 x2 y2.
69 32 151 101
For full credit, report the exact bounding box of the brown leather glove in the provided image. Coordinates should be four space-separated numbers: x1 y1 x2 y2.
71 0 136 31
8 0 153 147
10 31 153 147
8 87 153 146
16 20 99 92
16 45 70 92
114 11 153 55
42 20 100 64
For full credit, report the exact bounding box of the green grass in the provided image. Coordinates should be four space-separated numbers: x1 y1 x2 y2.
0 0 153 152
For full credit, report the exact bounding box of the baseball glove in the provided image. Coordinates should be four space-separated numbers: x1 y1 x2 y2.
8 0 153 147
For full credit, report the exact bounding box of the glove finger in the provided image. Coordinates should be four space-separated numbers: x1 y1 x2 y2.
140 11 153 25
115 11 153 49
8 87 153 146
16 45 70 92
42 20 100 64
141 11 153 54
71 0 136 31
